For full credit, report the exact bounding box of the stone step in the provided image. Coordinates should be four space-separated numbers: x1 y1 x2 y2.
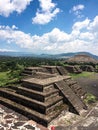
23 70 33 75
22 81 43 91
74 66 82 73
65 79 77 86
56 66 67 75
32 72 56 79
70 84 86 98
0 88 63 114
46 100 63 114
7 86 59 102
0 97 67 127
22 81 56 92
24 68 33 71
45 92 59 102
22 76 71 90
22 68 49 77
44 84 56 92
42 66 59 74
55 80 87 115
25 67 43 72
70 84 81 90
21 72 30 76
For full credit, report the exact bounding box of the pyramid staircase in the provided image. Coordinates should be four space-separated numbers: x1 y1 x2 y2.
0 66 87 127
56 66 68 75
0 75 69 126
55 80 87 115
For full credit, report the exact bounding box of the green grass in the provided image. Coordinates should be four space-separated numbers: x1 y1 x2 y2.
69 72 96 79
0 71 21 87
0 71 9 86
84 93 97 104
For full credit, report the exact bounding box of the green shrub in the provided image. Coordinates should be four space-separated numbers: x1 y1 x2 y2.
84 93 96 104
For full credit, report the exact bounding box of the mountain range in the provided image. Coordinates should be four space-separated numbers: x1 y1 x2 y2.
0 51 98 59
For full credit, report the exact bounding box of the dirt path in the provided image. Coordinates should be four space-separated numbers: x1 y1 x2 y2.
75 73 98 99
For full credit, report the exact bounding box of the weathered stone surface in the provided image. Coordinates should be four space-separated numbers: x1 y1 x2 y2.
64 65 82 74
0 104 48 130
55 81 87 115
52 103 98 130
0 66 87 127
22 75 70 86
22 66 68 76
80 65 95 72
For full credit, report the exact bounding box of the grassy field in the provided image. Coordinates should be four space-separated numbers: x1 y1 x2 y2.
0 71 9 86
69 72 96 79
0 71 20 87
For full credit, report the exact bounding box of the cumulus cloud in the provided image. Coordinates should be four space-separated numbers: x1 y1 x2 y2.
88 16 98 32
72 4 84 11
70 4 85 18
1 15 98 54
12 25 18 30
0 0 32 17
32 0 60 25
72 18 90 30
0 25 34 49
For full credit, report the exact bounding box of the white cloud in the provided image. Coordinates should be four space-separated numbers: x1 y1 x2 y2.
0 25 34 49
79 32 94 41
88 16 98 32
32 0 60 25
72 18 90 30
12 25 18 30
0 0 32 17
70 4 85 18
39 0 55 12
1 15 98 54
72 4 84 11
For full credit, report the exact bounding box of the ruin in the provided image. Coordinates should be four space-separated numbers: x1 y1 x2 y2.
80 65 95 72
65 54 98 64
0 66 87 127
64 65 82 74
64 54 98 73
21 66 68 76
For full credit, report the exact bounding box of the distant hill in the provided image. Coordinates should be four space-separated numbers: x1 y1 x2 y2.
0 51 37 57
66 54 98 64
54 52 98 60
0 51 98 59
39 52 98 59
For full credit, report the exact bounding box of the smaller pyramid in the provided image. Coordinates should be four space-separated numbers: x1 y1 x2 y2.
0 66 87 127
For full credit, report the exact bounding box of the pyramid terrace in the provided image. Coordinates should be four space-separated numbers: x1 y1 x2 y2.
0 66 87 127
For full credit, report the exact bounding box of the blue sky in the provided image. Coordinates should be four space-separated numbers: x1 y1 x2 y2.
0 0 98 55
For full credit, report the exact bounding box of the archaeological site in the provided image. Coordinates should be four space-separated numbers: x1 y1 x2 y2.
0 66 87 127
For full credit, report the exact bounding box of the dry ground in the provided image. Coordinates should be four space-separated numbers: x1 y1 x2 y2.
75 72 98 99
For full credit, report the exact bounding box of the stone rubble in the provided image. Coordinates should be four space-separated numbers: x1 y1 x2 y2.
51 103 98 130
1 102 98 130
0 104 48 130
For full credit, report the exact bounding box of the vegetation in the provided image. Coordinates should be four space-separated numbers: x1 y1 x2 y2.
84 93 97 104
0 55 97 87
0 66 23 86
0 56 64 86
69 72 96 79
